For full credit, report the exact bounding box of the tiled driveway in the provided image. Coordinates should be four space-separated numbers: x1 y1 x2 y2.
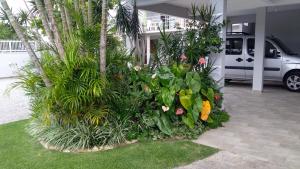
0 78 30 124
179 83 300 169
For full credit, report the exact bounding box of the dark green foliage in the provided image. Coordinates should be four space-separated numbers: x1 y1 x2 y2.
0 22 17 39
207 110 230 129
12 3 230 151
14 34 131 150
156 4 224 67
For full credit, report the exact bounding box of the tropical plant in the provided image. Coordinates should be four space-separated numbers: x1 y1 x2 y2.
0 22 17 39
99 0 108 74
116 0 141 61
4 0 229 150
121 4 229 138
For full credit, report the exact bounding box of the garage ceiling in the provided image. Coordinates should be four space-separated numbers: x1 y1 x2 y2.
137 0 300 16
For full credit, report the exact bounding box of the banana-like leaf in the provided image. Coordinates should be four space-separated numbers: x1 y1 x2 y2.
179 89 193 110
182 112 195 129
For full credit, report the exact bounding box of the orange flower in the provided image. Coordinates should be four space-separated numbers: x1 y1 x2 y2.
200 101 211 121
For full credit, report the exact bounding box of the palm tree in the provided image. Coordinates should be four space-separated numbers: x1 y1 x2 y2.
64 2 73 34
58 1 69 39
17 10 29 26
80 0 88 24
116 0 141 62
130 0 141 62
0 0 51 87
44 0 65 60
99 0 107 74
88 0 93 25
33 0 54 44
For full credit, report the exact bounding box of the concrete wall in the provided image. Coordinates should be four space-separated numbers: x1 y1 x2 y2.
228 9 300 55
266 9 300 55
0 52 30 78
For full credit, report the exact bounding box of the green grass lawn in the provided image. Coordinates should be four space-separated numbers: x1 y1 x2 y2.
0 120 218 169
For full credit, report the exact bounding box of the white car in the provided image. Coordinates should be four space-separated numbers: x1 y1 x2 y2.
225 34 300 92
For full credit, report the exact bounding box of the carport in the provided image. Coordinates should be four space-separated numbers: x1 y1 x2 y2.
137 0 300 92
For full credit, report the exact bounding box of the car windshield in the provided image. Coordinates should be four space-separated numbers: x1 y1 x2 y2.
270 37 298 55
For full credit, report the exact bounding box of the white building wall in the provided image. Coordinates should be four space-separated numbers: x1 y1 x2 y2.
0 52 30 78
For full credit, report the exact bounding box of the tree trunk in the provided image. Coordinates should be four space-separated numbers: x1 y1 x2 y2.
80 0 87 24
87 0 93 26
64 5 73 35
0 0 51 87
23 0 44 43
44 0 65 60
34 0 54 44
74 0 79 11
59 2 69 39
99 0 107 74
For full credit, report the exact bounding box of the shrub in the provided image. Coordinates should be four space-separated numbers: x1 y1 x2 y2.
13 4 230 151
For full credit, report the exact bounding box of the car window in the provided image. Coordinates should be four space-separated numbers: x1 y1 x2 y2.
247 39 255 56
247 39 279 58
265 41 278 58
226 38 243 55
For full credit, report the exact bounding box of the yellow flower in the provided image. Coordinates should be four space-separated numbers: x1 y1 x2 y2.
200 101 211 121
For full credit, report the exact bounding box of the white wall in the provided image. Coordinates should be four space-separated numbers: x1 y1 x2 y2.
0 52 30 78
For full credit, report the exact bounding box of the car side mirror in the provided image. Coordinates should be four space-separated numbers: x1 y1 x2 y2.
272 49 281 57
276 50 281 57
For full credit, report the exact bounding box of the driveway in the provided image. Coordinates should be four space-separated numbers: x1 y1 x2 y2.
0 78 30 124
179 83 300 169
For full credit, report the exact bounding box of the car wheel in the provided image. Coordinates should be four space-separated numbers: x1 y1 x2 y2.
284 71 300 92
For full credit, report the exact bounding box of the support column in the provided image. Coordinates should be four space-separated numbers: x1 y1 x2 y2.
210 0 227 89
146 35 151 65
253 7 267 92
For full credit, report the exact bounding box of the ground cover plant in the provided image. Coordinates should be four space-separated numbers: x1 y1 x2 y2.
2 0 229 152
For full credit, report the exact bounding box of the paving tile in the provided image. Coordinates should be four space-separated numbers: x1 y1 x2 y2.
178 85 300 169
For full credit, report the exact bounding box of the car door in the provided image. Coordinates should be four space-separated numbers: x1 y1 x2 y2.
225 38 246 80
245 38 282 80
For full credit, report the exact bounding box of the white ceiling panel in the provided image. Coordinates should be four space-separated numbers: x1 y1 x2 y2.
137 0 300 16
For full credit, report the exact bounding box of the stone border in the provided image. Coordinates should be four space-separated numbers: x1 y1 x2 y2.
40 140 138 153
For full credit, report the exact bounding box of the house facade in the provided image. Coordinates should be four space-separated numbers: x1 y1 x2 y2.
137 0 300 92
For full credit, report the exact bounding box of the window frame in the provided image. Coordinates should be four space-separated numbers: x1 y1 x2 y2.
246 38 281 59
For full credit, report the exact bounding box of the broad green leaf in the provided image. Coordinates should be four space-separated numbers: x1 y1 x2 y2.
156 113 173 135
188 79 201 93
182 112 195 129
161 88 174 107
174 78 184 92
158 66 174 87
207 116 214 124
179 89 193 110
186 72 201 82
201 89 207 97
192 97 202 121
207 88 214 109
